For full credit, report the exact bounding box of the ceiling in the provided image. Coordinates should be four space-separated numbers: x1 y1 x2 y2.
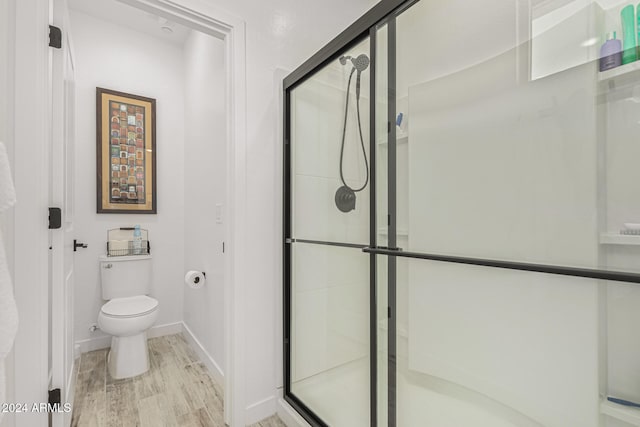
68 0 191 45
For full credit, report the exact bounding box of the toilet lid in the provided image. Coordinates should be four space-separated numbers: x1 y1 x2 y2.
101 295 158 318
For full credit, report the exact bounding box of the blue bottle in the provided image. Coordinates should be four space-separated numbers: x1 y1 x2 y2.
600 31 623 71
133 225 142 255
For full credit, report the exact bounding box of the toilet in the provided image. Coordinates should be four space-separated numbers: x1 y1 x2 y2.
97 254 159 379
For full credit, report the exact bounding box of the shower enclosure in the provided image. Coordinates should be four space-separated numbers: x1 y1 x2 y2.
284 0 640 426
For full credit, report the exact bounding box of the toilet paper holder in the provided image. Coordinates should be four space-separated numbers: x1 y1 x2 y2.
185 270 206 289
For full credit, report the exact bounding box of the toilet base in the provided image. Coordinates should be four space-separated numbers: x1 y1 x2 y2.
107 332 150 379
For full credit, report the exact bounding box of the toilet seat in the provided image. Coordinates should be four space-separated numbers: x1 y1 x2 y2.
101 295 158 318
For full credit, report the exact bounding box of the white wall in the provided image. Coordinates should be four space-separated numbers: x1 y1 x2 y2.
70 10 186 344
182 30 226 377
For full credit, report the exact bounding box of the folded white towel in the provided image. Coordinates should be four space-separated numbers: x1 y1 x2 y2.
0 143 16 212
0 142 17 419
109 240 129 256
0 234 17 416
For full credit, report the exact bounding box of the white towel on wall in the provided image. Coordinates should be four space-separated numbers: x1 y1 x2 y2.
0 142 15 212
0 142 18 415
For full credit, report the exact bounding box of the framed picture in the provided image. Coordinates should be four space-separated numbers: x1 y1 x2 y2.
96 88 156 214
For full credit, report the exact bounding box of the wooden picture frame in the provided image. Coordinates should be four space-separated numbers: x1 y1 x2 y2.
96 88 157 214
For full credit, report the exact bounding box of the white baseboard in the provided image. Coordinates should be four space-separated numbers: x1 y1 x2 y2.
74 321 183 354
246 395 277 426
148 321 183 339
277 397 311 427
75 334 111 354
180 322 224 387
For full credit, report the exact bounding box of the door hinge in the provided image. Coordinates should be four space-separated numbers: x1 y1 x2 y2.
48 388 61 406
49 207 61 229
49 25 62 49
222 242 225 253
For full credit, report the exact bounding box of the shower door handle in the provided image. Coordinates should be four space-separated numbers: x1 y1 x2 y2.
362 246 403 254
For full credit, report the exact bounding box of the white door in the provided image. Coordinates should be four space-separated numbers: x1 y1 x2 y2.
49 2 76 426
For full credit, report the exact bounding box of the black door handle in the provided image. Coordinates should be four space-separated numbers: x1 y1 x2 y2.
74 240 88 252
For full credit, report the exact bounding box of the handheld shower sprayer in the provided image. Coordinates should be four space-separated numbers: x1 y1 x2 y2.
335 52 370 213
351 54 369 99
339 54 370 72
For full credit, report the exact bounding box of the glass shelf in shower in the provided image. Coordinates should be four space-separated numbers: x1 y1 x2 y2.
377 133 408 146
601 398 640 426
598 61 640 83
599 232 640 246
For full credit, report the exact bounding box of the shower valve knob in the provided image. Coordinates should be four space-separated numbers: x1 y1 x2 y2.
335 186 356 213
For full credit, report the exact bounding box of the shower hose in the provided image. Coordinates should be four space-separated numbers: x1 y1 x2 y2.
339 67 369 193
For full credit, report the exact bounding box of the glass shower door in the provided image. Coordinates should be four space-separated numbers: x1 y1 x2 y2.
285 36 373 427
375 1 633 426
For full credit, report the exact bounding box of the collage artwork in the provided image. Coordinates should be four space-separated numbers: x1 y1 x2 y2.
109 101 146 204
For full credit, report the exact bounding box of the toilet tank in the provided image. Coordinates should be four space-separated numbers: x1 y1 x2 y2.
99 255 152 300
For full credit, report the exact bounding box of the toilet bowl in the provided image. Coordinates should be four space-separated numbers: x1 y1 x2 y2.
98 295 159 379
98 254 158 379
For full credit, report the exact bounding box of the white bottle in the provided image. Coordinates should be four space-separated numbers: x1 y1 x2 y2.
133 225 142 255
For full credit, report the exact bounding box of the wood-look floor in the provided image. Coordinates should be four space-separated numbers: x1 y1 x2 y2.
71 334 286 427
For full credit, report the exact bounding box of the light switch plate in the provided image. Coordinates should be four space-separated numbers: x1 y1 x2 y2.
215 204 223 224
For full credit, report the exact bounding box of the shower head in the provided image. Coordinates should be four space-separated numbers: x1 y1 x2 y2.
339 54 370 72
352 54 369 99
339 53 370 99
351 54 369 72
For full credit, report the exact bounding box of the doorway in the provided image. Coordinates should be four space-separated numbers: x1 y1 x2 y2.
10 0 248 425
